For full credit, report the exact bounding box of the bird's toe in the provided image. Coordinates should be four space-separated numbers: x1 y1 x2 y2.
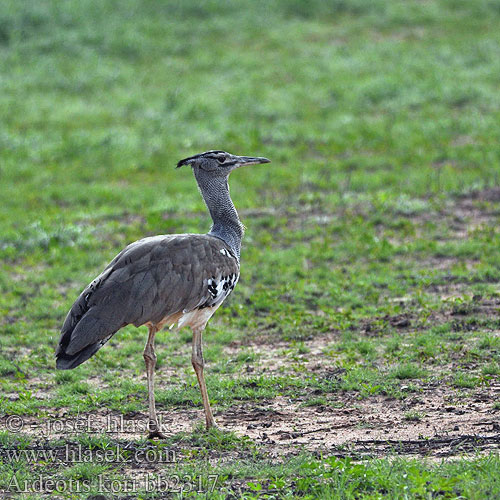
147 429 167 440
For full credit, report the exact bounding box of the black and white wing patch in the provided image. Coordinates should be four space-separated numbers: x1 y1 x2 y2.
200 272 239 309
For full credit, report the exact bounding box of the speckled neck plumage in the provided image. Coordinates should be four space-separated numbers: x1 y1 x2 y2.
193 169 244 261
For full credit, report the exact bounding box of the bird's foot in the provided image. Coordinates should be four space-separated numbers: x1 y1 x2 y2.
147 419 166 439
147 429 166 440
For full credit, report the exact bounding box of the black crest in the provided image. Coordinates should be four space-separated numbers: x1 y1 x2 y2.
176 150 227 168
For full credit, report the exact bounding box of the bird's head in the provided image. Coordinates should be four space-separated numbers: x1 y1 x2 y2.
176 150 270 176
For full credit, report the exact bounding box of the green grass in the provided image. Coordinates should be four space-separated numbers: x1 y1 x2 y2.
1 0 500 497
238 455 500 500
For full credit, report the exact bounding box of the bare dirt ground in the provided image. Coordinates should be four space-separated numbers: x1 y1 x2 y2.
3 379 498 463
220 390 499 459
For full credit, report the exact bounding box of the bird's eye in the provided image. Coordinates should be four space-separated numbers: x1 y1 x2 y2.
217 156 226 164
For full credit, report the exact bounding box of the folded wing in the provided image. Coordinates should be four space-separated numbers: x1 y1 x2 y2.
55 234 239 369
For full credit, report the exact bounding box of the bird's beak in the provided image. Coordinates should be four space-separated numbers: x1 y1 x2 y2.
235 156 271 167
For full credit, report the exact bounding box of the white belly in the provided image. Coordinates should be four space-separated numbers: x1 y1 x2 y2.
175 305 221 331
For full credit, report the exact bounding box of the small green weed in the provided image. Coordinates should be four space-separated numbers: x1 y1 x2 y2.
404 411 424 422
390 363 427 380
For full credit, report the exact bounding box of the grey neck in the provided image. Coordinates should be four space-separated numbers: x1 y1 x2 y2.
194 169 243 261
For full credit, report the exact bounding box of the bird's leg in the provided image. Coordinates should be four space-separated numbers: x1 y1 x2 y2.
191 327 217 429
143 324 165 439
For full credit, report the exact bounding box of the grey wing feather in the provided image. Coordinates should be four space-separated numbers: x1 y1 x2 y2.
56 234 239 369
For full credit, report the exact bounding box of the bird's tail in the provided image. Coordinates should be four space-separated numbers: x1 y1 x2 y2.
55 288 120 370
55 339 104 370
56 311 117 369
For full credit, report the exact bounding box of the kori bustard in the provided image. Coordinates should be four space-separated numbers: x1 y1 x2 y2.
56 151 270 438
